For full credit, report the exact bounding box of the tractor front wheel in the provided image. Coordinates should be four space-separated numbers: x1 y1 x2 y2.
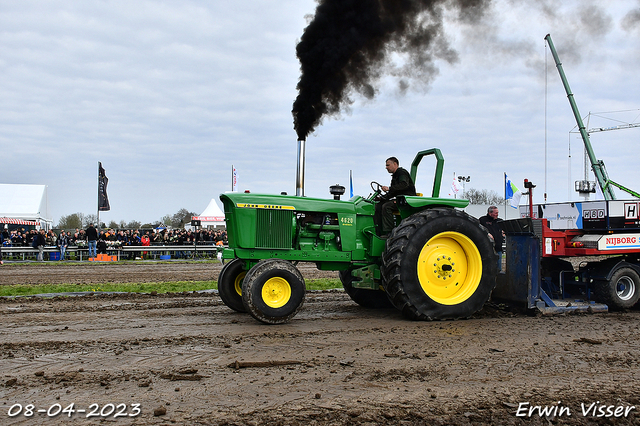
217 258 247 312
382 208 498 320
242 259 306 324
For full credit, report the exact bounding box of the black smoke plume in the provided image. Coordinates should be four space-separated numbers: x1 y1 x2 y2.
292 0 490 141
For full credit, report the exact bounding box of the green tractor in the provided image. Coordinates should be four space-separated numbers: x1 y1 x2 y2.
218 149 498 324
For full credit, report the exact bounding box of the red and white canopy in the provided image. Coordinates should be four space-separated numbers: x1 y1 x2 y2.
0 217 40 226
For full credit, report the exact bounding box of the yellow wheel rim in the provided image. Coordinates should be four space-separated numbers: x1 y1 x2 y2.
417 231 482 305
262 277 292 308
234 271 246 296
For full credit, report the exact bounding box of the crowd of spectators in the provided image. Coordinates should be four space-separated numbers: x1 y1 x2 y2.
1 227 227 249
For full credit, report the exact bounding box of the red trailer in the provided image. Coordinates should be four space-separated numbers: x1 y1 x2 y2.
494 199 640 313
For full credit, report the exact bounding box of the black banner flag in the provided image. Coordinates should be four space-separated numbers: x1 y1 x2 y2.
98 162 110 211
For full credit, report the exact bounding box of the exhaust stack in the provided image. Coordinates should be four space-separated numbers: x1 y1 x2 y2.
296 139 305 196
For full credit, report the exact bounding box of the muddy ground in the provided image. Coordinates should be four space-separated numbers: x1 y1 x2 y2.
0 261 331 286
0 261 639 425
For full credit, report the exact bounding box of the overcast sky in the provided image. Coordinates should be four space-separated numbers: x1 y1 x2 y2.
1 0 639 225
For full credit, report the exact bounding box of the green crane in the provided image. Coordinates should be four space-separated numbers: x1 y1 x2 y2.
545 34 639 200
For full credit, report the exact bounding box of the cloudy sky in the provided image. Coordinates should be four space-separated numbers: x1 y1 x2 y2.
1 0 639 225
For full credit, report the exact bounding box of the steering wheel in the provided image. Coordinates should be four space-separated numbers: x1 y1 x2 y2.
370 181 387 194
366 181 387 203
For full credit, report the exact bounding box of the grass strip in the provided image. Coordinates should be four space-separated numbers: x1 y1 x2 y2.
0 278 342 297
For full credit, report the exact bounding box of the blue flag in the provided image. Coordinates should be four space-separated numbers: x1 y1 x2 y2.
350 170 353 198
505 173 522 208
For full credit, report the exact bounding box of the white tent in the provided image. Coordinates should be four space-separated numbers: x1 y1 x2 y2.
192 199 226 228
0 184 52 229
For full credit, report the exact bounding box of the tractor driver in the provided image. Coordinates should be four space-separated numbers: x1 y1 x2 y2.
376 157 416 238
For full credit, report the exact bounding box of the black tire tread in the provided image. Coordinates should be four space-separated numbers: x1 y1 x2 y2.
217 258 246 312
382 208 498 320
242 258 306 324
339 269 394 309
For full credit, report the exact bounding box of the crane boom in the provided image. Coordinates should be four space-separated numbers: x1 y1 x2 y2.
544 34 617 200
588 122 640 133
545 35 640 199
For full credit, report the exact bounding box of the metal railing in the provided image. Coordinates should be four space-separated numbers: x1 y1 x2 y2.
1 243 225 261
115 244 223 261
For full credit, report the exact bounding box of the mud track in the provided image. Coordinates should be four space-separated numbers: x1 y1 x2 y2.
0 261 639 425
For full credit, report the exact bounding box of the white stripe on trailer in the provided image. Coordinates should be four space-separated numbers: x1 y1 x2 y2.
598 233 640 250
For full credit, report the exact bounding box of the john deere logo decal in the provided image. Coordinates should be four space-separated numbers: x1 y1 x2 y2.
237 203 295 210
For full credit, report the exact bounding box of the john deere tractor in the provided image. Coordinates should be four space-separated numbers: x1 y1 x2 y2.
218 149 498 324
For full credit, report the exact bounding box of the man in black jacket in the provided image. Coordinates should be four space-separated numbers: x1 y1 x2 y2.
86 223 98 259
478 206 504 271
376 157 416 237
34 229 46 261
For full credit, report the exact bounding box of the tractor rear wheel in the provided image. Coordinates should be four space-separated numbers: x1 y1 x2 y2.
594 267 640 310
382 208 498 320
339 269 394 309
242 259 306 324
217 258 247 312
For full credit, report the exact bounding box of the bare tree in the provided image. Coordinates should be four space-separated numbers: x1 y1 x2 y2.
464 188 503 205
57 213 84 230
125 220 141 229
83 214 98 227
171 208 197 228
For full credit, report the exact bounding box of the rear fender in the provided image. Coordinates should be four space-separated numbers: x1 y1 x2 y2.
396 196 469 219
605 260 640 281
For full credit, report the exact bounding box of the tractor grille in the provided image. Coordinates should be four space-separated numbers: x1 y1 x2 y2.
256 209 293 249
